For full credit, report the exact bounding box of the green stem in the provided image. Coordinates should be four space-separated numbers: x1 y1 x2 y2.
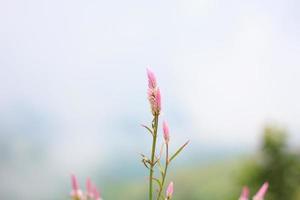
149 115 159 200
157 143 169 200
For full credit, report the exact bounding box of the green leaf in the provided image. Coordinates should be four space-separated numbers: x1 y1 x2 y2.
152 177 162 188
169 140 189 163
153 143 165 165
141 124 153 136
155 158 165 177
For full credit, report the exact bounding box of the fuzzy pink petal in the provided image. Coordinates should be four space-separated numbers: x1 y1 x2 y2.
156 88 161 113
148 87 161 115
147 68 157 89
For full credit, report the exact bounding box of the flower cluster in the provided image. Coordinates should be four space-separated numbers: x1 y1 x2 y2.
239 182 269 200
70 174 102 200
142 68 189 200
147 68 161 116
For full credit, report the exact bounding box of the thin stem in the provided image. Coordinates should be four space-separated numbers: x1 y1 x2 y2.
149 115 159 200
157 143 169 200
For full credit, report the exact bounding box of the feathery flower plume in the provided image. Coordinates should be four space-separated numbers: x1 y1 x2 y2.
239 186 249 200
147 69 161 115
70 174 83 200
147 68 157 89
93 184 102 200
253 182 269 200
163 120 170 143
86 177 93 199
166 181 174 199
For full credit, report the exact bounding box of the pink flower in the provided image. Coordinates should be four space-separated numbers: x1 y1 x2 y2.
147 68 161 116
166 181 174 199
86 177 94 198
71 174 79 191
148 87 161 116
239 186 249 200
253 182 269 200
147 68 157 89
163 121 170 143
92 184 102 200
70 174 83 199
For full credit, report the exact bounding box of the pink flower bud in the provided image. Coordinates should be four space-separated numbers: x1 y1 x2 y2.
147 68 157 89
253 182 269 200
239 186 249 200
163 121 170 143
71 174 79 191
93 184 102 200
86 177 93 198
148 87 161 115
70 174 83 199
166 181 174 199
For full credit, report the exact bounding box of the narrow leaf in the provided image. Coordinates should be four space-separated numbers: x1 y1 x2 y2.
152 177 162 188
142 160 150 169
141 124 153 136
169 140 189 163
155 158 165 177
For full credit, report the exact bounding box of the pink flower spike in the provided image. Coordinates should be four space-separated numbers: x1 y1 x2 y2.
86 177 93 198
148 87 161 115
71 174 79 191
239 186 249 200
70 174 83 199
147 68 157 89
253 182 269 200
163 121 170 143
166 181 174 199
93 184 101 200
156 88 161 113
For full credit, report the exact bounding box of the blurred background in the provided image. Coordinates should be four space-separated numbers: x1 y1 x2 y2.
1 0 300 199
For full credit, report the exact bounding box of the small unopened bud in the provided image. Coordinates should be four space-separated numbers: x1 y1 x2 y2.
163 121 170 143
166 181 174 199
239 186 249 200
253 182 269 200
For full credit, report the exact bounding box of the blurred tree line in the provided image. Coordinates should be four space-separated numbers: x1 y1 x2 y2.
238 125 300 200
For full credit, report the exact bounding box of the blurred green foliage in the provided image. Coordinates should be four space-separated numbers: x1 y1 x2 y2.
101 160 242 200
237 125 300 200
90 125 300 200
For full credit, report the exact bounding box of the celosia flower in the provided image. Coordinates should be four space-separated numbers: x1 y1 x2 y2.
253 182 269 200
166 181 174 199
147 68 157 89
86 177 94 199
147 68 161 115
148 86 161 115
93 184 102 200
163 120 170 143
70 174 83 200
239 186 249 200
